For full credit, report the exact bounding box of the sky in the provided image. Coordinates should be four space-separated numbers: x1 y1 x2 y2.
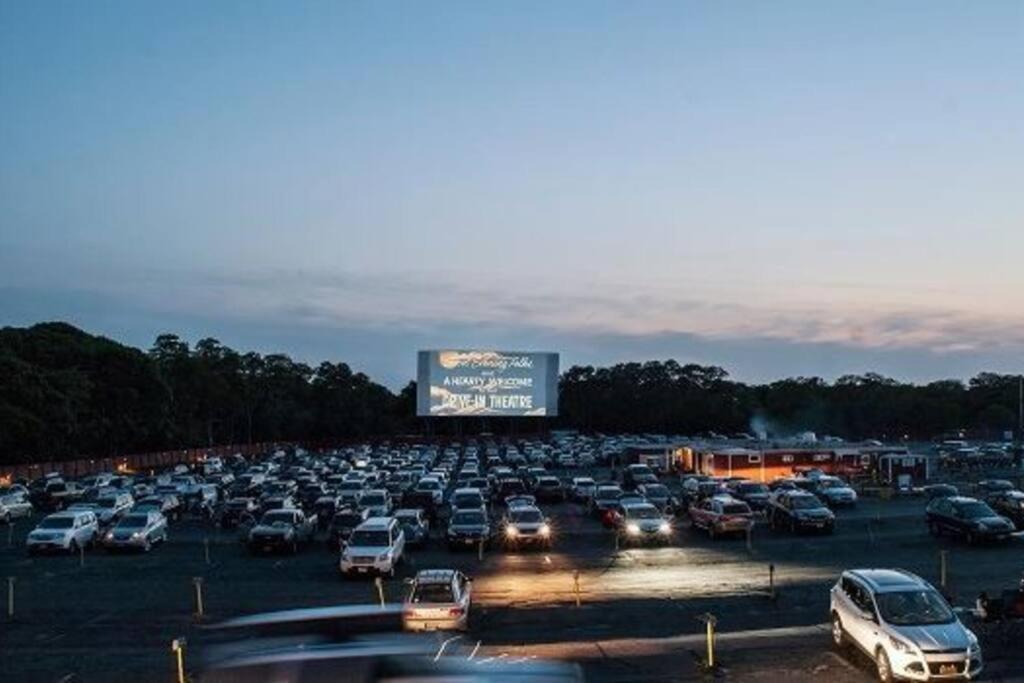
1 1 1022 389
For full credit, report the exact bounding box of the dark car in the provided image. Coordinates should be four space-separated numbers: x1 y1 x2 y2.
534 476 566 503
767 491 835 534
728 481 771 511
977 480 1015 504
313 496 342 530
327 507 370 551
926 496 1014 544
922 483 959 501
394 508 430 548
989 490 1024 530
447 508 491 551
220 497 259 529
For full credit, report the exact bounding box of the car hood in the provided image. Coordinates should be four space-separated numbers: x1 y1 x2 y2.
30 529 69 539
974 515 1012 528
251 524 293 536
344 545 390 555
892 622 971 651
632 519 665 532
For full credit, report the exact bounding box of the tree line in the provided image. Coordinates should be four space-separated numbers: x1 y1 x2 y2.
0 323 1020 464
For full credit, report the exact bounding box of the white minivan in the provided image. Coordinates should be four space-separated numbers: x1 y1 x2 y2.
339 517 405 577
27 510 99 554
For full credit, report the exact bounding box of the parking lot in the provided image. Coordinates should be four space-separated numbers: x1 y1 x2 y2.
3 453 1024 682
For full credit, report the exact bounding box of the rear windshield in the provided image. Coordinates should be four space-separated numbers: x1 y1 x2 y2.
361 493 385 505
452 511 486 525
723 504 750 514
412 584 454 604
262 511 296 525
791 496 824 510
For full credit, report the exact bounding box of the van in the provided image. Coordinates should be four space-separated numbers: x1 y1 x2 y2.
339 517 405 577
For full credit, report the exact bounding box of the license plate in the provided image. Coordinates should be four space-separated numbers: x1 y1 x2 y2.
357 567 368 573
939 664 957 675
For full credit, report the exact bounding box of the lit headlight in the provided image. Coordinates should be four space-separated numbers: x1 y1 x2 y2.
539 523 551 537
976 522 989 531
131 532 143 539
505 525 519 538
889 635 911 652
658 521 671 534
105 532 114 541
626 523 640 536
377 552 389 561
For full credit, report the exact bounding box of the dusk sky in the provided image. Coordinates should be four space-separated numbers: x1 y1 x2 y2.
1 1 1022 388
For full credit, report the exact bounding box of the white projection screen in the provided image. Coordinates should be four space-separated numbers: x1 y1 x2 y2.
416 350 559 417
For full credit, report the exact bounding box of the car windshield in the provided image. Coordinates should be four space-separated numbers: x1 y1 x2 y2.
350 530 390 546
511 510 543 524
361 493 385 505
39 517 74 529
629 507 660 520
117 515 148 528
454 494 482 506
262 512 296 525
418 480 441 491
956 502 996 519
644 485 668 496
452 511 485 525
411 583 454 604
791 496 825 510
876 590 955 626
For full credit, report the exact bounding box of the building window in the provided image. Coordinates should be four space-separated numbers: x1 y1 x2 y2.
781 455 794 463
748 455 762 464
813 454 830 462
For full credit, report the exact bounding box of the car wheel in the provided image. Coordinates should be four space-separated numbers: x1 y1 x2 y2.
830 613 845 649
143 539 152 553
68 539 79 555
875 647 893 683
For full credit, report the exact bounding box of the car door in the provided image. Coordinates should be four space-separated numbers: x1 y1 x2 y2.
842 578 878 653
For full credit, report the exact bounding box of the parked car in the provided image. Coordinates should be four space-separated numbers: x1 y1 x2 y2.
247 509 317 554
450 488 487 515
26 510 99 554
569 477 597 503
811 476 858 507
590 484 623 517
403 569 473 632
637 483 676 513
925 496 1014 544
767 491 835 534
830 568 982 682
922 484 959 501
0 490 33 523
502 505 551 550
447 508 492 551
328 507 370 551
689 495 755 539
976 480 1015 504
339 517 405 577
616 502 672 546
358 489 393 518
394 508 430 548
623 464 658 490
103 511 168 552
32 480 87 511
728 481 771 511
411 477 445 507
988 490 1024 530
134 495 181 520
219 497 259 529
93 493 134 526
534 476 566 503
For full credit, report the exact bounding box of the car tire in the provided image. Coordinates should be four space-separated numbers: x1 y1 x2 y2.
875 647 893 683
68 539 79 555
830 613 846 650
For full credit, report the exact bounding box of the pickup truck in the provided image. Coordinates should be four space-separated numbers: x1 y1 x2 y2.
247 508 317 554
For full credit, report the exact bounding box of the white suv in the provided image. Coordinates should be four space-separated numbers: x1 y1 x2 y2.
339 517 405 577
27 510 99 554
830 569 982 682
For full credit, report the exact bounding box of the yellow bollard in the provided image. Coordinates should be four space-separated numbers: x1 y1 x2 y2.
769 563 775 599
171 638 186 683
697 613 717 669
7 576 14 619
204 537 211 565
375 576 385 608
79 543 85 568
573 570 581 607
478 539 484 561
939 550 948 591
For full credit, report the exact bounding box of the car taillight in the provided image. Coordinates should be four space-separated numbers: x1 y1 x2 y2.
448 607 464 616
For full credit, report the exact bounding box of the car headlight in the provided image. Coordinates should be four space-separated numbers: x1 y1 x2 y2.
626 523 640 536
889 635 911 652
505 525 519 538
105 532 114 541
377 552 390 561
131 532 143 539
658 521 671 534
976 522 989 531
539 523 551 537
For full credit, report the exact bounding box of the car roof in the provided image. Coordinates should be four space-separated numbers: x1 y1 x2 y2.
414 569 456 584
48 510 86 519
453 487 482 495
847 569 928 593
